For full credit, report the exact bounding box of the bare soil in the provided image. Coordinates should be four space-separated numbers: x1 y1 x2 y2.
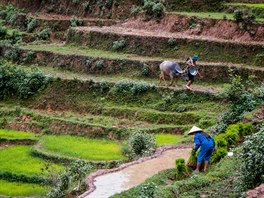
119 14 264 43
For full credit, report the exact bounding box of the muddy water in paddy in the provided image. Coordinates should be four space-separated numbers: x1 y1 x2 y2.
86 148 191 198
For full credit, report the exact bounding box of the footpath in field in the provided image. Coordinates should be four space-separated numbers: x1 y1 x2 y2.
80 146 192 198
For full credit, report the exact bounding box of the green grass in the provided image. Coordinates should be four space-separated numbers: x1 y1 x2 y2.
0 179 49 196
0 129 37 140
41 135 126 161
170 11 264 21
155 134 186 146
0 145 63 176
170 11 235 20
20 44 160 62
225 3 264 8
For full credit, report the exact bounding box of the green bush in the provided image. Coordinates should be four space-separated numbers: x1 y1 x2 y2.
167 38 176 47
254 54 264 67
95 60 105 70
237 129 264 190
138 182 157 198
112 39 127 51
175 158 188 179
82 1 90 11
114 80 152 95
26 18 37 33
143 0 165 19
214 134 227 148
233 10 244 22
130 6 141 16
0 24 7 40
224 127 239 146
70 17 83 27
72 0 80 4
8 29 22 44
128 131 156 157
21 51 36 63
4 47 20 62
0 64 49 99
237 122 253 137
214 75 258 133
38 28 51 40
141 63 150 77
210 147 227 164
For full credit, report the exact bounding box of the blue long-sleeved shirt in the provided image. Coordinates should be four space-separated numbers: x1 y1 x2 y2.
194 132 215 152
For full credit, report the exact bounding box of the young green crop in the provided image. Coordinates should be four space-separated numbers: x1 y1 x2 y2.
0 179 49 196
155 134 185 146
41 135 125 161
0 129 36 140
0 145 63 176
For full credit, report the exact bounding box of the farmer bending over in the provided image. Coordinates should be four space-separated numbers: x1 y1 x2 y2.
185 55 201 90
188 126 215 173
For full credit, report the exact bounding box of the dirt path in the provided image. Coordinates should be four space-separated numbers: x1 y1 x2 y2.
79 145 192 198
76 26 264 45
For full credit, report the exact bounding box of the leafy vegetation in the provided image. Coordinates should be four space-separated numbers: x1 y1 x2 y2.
0 62 49 99
235 128 264 191
47 160 92 198
124 130 156 159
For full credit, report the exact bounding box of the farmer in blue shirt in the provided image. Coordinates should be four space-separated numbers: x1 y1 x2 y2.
188 126 215 172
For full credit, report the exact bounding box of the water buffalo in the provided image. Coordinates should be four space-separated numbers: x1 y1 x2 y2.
159 61 185 87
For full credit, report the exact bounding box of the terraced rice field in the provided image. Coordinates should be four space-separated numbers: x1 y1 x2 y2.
0 0 263 197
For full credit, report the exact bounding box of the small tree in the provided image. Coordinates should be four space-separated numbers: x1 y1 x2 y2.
128 131 156 158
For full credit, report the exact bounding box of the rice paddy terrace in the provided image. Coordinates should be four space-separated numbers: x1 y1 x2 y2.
0 0 263 197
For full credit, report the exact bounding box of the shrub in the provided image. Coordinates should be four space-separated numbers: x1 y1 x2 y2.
8 29 22 44
237 129 264 190
143 0 165 19
224 127 240 146
47 160 92 198
0 24 7 40
112 39 126 51
95 60 105 70
138 182 157 198
141 63 150 77
128 131 156 157
152 2 165 18
167 38 176 47
210 147 227 164
130 6 141 16
38 28 51 40
175 158 188 179
0 64 49 99
237 122 253 137
72 0 80 4
82 1 90 11
21 51 36 63
114 80 152 95
213 75 258 134
70 17 84 27
105 0 113 9
254 54 264 67
214 134 227 148
4 47 20 62
233 10 244 22
26 18 37 33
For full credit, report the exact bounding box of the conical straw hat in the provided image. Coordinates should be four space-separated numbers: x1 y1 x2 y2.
188 126 202 135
